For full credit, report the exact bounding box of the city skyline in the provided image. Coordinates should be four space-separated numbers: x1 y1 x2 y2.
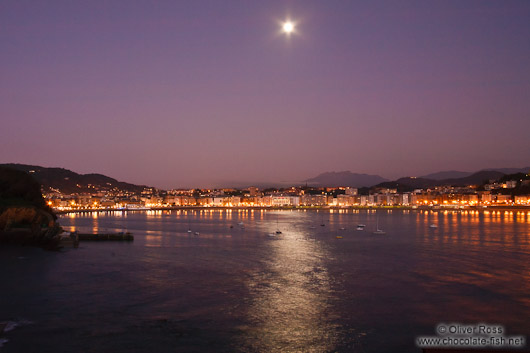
2 1 530 189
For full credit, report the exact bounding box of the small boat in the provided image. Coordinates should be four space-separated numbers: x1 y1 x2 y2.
357 224 366 228
275 230 282 234
268 233 277 237
336 236 343 239
356 226 365 231
320 223 325 227
238 222 244 225
229 225 234 229
429 224 438 229
339 227 346 230
194 232 200 236
187 217 192 233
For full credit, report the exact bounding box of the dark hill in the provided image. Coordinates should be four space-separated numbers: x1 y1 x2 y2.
0 164 147 194
379 177 438 191
441 170 505 186
421 167 529 181
0 166 48 210
479 167 530 174
372 170 507 191
0 166 60 249
305 171 388 188
419 170 472 180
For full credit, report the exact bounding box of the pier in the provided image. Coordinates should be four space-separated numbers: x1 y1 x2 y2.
59 231 133 248
77 232 134 241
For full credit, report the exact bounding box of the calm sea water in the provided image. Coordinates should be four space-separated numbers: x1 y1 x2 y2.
1 209 530 352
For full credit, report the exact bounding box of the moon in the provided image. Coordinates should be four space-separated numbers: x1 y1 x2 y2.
282 21 295 34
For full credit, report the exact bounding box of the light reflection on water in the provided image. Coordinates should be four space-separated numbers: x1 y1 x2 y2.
410 210 530 331
241 217 338 352
2 209 529 352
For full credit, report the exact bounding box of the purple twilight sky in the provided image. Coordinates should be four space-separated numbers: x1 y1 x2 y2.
1 1 529 189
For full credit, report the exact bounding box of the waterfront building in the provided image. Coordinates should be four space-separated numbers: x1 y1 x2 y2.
495 194 512 204
213 197 226 206
248 187 259 197
197 197 213 206
479 191 492 203
101 199 115 208
301 194 327 206
345 187 358 196
337 195 357 206
163 195 178 205
76 195 92 206
231 196 241 206
515 195 530 205
271 196 300 206
178 196 197 206
398 193 410 205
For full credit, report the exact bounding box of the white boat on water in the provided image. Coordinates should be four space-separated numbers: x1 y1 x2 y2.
194 232 200 236
429 224 438 229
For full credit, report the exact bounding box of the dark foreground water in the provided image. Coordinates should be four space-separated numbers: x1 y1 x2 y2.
1 209 530 352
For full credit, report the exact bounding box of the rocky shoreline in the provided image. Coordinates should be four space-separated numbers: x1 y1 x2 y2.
0 224 63 250
0 206 62 250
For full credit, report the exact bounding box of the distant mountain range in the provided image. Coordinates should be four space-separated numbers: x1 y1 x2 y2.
305 167 529 189
305 171 388 188
1 164 147 194
420 167 530 180
2 163 529 193
374 170 507 192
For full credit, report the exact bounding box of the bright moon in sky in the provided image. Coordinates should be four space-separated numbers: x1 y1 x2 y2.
282 21 295 34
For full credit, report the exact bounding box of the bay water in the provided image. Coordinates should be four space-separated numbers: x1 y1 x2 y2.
1 209 529 352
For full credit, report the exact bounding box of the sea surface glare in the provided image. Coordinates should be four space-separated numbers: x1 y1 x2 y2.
1 209 529 352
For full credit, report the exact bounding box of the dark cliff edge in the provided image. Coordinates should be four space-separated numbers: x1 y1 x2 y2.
0 163 148 194
0 166 61 250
